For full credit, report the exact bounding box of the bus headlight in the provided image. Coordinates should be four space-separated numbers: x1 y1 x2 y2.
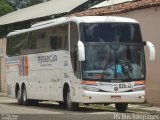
132 86 145 92
82 86 100 92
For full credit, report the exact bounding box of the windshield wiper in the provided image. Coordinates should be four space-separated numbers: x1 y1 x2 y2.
100 48 111 80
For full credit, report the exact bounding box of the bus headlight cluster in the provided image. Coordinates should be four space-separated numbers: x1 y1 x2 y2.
82 86 100 92
132 86 145 92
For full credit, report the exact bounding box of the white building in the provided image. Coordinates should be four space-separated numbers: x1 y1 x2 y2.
0 38 6 92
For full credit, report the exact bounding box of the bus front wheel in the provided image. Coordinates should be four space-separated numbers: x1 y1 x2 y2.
115 103 128 112
66 89 79 111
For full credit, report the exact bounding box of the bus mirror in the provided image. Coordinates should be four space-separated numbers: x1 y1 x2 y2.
77 41 85 61
146 41 155 61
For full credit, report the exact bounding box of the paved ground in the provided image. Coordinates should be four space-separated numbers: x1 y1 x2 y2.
0 96 120 120
0 96 118 114
0 93 160 120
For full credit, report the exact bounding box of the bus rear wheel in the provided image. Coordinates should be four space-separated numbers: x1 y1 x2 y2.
66 89 79 111
115 103 128 112
17 88 23 105
22 86 30 106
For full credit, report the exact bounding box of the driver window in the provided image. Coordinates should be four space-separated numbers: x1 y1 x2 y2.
70 22 80 78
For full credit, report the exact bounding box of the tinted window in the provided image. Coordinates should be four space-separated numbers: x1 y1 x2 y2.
50 24 69 51
50 36 62 49
80 23 143 43
70 22 79 69
7 23 69 56
7 33 28 56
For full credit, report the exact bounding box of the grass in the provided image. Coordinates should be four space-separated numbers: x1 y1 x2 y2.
79 103 155 113
81 104 116 111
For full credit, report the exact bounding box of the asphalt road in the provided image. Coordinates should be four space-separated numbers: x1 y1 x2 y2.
0 97 159 120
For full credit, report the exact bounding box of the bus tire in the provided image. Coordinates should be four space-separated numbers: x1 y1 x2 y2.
17 88 23 105
22 86 30 106
115 103 128 112
66 89 79 111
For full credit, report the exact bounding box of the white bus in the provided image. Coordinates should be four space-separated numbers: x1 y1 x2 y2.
6 16 155 112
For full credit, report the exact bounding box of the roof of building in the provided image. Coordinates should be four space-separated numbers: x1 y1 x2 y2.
91 0 134 8
71 0 160 16
0 0 88 26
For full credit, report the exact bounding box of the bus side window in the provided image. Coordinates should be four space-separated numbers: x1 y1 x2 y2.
28 32 37 54
50 36 62 50
50 36 56 49
37 31 49 52
50 24 69 51
20 37 28 55
70 22 80 78
63 24 69 51
7 33 28 56
64 35 69 51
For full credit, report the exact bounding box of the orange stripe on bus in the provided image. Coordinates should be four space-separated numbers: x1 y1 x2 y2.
25 56 29 76
81 80 97 85
134 80 145 85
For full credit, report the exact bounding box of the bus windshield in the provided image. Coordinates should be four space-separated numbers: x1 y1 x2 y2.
80 23 145 81
80 23 143 43
82 44 145 81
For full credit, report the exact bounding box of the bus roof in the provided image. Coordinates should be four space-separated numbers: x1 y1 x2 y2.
7 16 138 37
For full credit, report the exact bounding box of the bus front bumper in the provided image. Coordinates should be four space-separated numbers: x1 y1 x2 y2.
77 90 145 103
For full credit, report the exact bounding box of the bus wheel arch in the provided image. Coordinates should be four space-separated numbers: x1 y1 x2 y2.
63 83 69 103
63 83 79 110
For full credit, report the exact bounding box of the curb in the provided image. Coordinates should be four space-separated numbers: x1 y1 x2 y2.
0 92 7 97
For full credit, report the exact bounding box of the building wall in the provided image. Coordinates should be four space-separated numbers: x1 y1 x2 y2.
113 6 160 106
0 38 6 92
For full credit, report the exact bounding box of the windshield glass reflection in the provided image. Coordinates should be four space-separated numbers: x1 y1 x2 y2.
82 44 145 81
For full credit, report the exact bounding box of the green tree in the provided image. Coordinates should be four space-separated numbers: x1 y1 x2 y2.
0 0 14 16
7 0 50 10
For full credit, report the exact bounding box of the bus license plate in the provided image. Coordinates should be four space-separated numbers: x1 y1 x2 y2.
111 96 121 100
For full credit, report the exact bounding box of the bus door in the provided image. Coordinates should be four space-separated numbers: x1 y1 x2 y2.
69 22 81 98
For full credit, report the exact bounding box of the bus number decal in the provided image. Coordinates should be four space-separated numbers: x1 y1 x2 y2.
119 83 133 89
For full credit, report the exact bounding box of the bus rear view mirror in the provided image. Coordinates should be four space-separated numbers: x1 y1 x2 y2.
146 41 155 61
77 41 85 61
